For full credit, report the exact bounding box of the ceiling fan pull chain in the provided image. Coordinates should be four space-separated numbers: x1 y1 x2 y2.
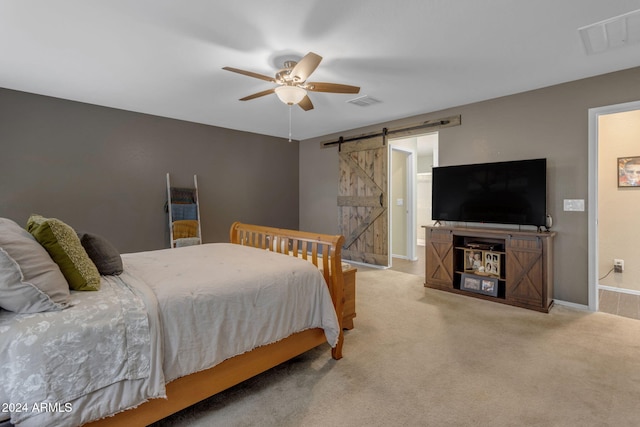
288 105 292 142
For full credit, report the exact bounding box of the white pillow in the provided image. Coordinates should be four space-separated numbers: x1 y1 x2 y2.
0 218 71 313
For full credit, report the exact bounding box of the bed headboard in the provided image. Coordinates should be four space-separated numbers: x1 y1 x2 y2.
229 222 345 341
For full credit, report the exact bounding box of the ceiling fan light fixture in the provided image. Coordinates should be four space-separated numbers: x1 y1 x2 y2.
275 85 307 105
224 51 358 113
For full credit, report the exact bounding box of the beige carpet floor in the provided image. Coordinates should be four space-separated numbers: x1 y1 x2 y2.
152 269 640 427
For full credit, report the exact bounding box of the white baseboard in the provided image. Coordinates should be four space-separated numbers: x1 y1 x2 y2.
553 299 591 311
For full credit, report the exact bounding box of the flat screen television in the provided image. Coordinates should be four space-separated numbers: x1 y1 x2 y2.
432 158 547 227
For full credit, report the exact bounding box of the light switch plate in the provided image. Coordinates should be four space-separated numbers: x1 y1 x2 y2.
563 199 585 211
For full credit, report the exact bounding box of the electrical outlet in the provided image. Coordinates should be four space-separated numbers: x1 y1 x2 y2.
614 259 624 273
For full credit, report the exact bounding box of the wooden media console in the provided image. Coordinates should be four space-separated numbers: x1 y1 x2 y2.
423 225 555 312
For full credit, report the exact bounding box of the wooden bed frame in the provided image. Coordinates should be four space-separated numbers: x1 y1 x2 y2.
86 222 345 426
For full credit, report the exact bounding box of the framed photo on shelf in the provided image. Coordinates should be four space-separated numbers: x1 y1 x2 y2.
464 249 483 271
484 251 501 277
460 273 481 291
460 273 499 297
618 156 640 187
479 276 499 296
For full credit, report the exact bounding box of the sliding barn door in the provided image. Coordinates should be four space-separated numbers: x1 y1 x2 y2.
338 137 389 266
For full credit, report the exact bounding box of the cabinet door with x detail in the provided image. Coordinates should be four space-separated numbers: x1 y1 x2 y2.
505 236 546 308
424 228 454 289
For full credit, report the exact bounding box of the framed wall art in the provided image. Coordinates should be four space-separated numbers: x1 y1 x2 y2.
618 156 640 187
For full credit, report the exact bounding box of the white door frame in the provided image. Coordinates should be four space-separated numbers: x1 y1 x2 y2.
390 145 416 260
405 148 416 261
588 99 640 311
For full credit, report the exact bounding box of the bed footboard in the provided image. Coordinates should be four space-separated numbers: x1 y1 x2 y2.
85 223 345 426
229 221 345 360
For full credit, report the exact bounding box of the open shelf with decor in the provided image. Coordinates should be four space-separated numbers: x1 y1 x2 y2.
423 225 555 312
453 235 506 300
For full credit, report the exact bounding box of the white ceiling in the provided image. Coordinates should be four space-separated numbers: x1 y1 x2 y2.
2 1 640 141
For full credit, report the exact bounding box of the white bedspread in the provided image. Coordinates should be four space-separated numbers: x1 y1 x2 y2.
0 242 339 426
122 243 340 382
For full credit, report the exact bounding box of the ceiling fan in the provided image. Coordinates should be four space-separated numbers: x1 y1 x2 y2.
223 52 360 111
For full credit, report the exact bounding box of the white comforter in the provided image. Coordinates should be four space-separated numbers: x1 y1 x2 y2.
123 243 340 382
0 243 339 426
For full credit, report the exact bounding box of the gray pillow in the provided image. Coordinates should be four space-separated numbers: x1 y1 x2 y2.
77 232 123 275
0 217 71 313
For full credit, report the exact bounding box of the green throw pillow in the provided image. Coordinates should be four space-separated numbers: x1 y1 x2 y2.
27 214 101 291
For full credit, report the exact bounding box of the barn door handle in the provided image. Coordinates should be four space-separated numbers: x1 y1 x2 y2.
379 193 383 206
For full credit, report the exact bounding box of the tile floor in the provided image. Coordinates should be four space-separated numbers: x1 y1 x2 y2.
390 245 640 321
598 289 640 320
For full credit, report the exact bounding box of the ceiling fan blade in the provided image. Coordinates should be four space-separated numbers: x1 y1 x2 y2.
223 67 276 83
290 52 322 82
306 82 360 94
239 88 276 101
298 95 314 111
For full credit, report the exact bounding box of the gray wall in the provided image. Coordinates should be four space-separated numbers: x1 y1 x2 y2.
299 66 640 306
0 88 299 253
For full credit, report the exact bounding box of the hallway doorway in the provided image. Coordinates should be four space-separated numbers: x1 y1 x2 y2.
389 133 438 268
589 100 640 319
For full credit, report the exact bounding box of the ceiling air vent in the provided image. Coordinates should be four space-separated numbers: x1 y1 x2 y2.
347 95 381 107
579 9 640 55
